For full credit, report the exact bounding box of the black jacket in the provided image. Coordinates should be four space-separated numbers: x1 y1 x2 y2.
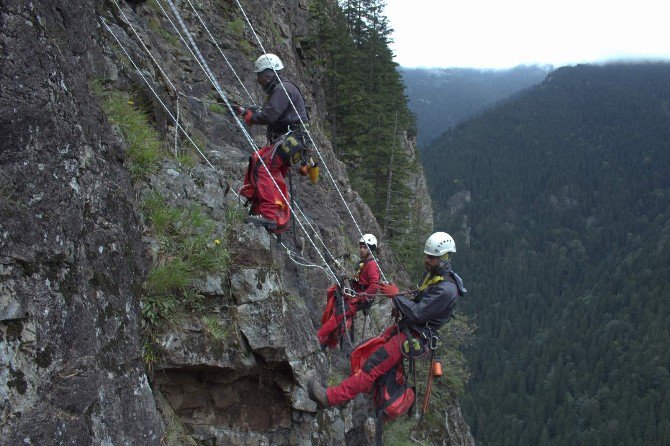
394 262 465 332
250 75 308 143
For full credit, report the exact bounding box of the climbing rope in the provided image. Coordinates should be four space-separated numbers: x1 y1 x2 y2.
233 0 391 284
280 241 330 271
173 96 180 157
102 16 234 193
184 0 256 105
113 0 178 92
108 2 340 284
161 0 342 285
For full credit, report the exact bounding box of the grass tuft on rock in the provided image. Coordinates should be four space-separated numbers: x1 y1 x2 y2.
93 81 163 177
226 17 245 37
140 193 231 364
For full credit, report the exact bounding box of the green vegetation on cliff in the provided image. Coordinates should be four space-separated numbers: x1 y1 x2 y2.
94 83 234 365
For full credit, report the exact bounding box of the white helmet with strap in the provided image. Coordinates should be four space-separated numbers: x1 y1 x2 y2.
359 233 377 250
254 53 284 73
424 232 456 257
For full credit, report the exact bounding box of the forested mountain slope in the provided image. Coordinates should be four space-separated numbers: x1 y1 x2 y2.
422 63 670 445
401 65 549 149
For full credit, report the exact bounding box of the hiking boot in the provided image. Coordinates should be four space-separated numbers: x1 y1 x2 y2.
307 377 330 409
244 214 278 230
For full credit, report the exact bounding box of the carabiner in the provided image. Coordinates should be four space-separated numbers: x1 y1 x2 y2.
342 287 356 298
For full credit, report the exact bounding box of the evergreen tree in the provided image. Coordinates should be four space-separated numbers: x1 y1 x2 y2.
305 0 424 276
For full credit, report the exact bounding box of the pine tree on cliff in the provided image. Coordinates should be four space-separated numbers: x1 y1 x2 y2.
307 0 425 275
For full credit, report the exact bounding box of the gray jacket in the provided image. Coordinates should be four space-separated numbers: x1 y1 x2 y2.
395 262 465 332
250 75 308 143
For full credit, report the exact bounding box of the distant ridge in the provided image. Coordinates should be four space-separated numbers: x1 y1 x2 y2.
400 65 550 149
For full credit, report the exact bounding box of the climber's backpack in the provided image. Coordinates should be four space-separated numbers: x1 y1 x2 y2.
273 132 309 165
373 362 415 445
374 362 415 422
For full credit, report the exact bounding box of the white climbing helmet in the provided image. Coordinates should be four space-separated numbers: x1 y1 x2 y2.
254 53 284 73
359 233 378 250
424 232 456 256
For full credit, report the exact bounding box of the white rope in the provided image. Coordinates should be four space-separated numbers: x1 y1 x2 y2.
114 0 178 93
101 18 237 199
234 0 390 283
161 0 341 285
102 12 341 285
151 0 220 90
280 241 329 271
174 96 180 157
177 92 223 105
161 0 340 276
184 0 256 105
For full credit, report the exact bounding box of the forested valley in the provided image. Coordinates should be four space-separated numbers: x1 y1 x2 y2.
421 63 670 445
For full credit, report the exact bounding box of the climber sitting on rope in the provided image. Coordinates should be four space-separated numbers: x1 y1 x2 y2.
317 234 381 350
308 232 466 410
237 53 310 233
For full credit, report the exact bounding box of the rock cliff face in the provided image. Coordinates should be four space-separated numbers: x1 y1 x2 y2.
0 0 472 445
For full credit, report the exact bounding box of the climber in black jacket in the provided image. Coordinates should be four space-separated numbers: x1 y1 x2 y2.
309 232 466 408
237 53 310 232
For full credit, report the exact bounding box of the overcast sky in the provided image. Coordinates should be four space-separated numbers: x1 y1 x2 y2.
384 0 670 69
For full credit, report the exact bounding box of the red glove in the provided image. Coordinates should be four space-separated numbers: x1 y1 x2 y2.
232 105 245 115
243 109 254 125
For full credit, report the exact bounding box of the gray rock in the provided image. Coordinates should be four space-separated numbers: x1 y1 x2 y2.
230 267 282 303
193 274 225 296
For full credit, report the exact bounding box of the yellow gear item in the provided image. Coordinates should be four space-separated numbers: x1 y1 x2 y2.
354 261 366 282
278 135 305 165
308 162 319 183
402 338 422 355
418 273 444 292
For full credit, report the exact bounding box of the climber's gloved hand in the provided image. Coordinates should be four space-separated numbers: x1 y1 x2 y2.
232 104 245 116
243 108 254 125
